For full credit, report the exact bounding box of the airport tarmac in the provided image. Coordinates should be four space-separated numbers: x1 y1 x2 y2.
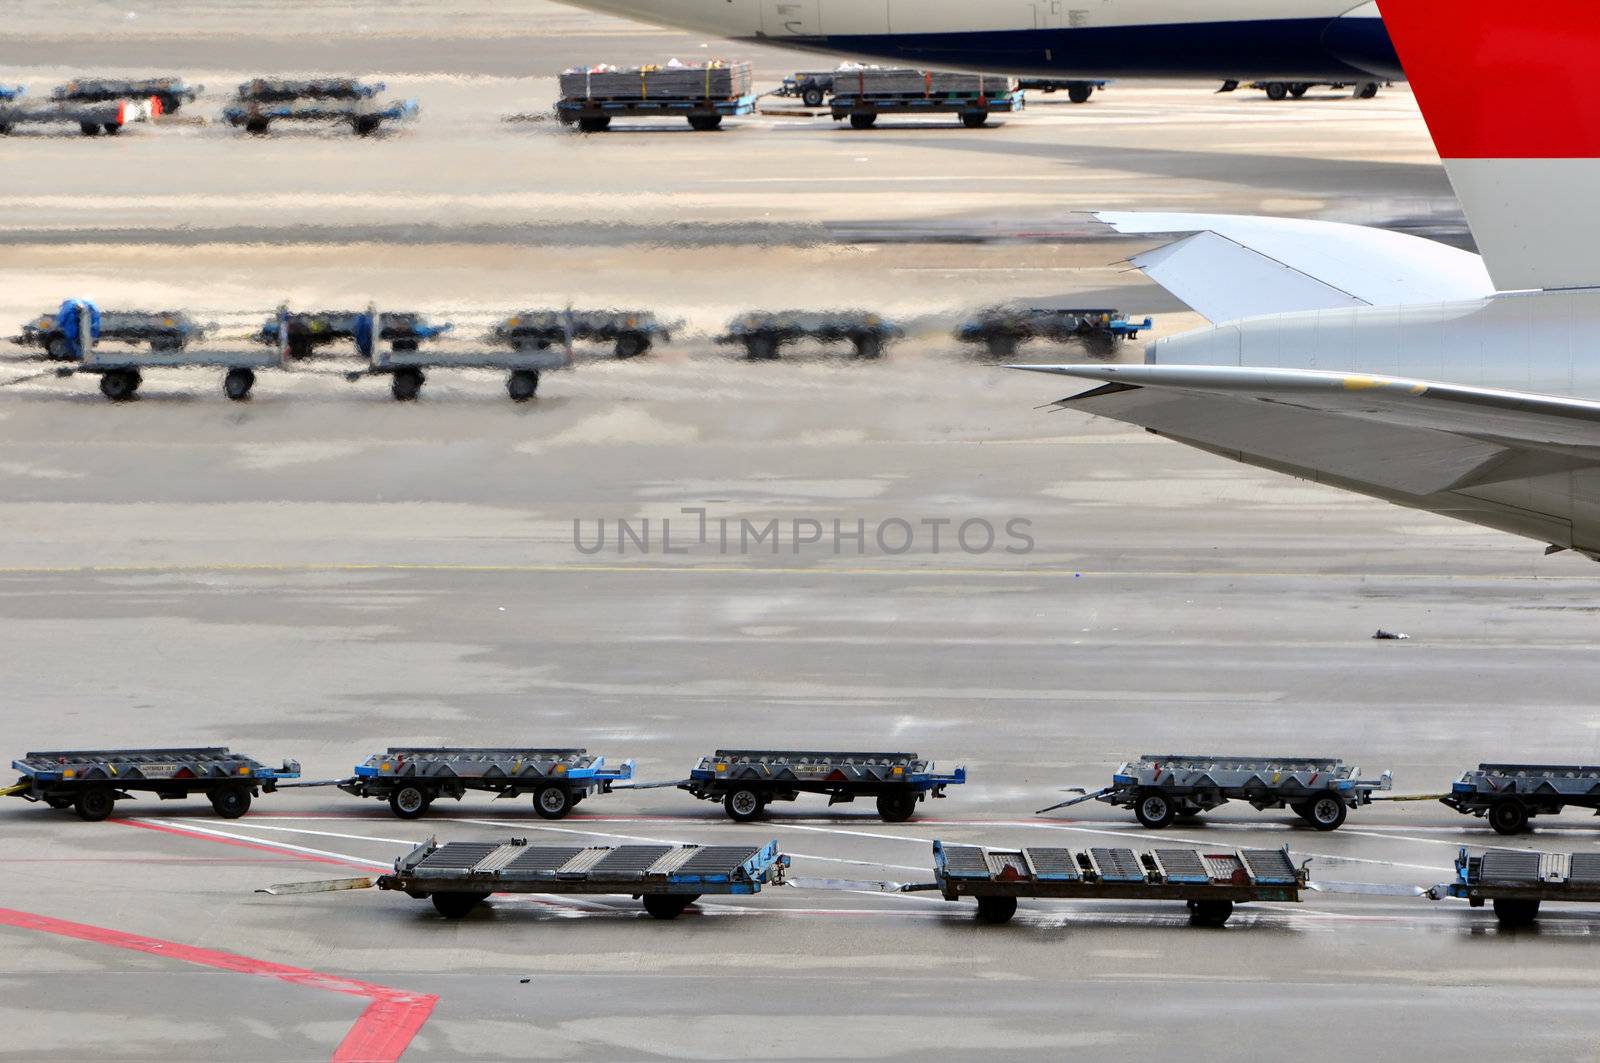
5 2 1600 1062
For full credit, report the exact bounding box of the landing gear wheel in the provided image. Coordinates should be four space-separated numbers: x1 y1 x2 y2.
389 785 431 819
1134 791 1175 829
1492 898 1541 926
577 115 610 133
1067 82 1094 103
1489 799 1529 835
1289 83 1309 98
223 367 255 401
431 892 488 919
960 112 989 128
642 894 694 920
390 368 424 401
849 113 877 129
687 114 722 131
1188 899 1234 927
723 788 765 822
1264 81 1288 100
75 787 115 822
507 370 540 401
209 785 252 819
99 369 141 401
1307 796 1348 831
534 785 572 819
975 896 1017 924
875 791 918 823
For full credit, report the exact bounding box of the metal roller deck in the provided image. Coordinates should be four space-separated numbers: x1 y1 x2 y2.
338 746 635 819
680 749 964 822
7 747 300 821
1439 763 1600 835
1428 846 1600 925
933 840 1306 925
1043 753 1392 831
373 837 788 919
954 306 1152 359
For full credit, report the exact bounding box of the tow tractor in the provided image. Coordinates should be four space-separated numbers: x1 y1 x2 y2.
254 310 452 360
0 84 156 136
340 305 571 401
489 310 670 359
338 747 635 819
933 841 1307 926
829 68 1023 128
222 79 417 135
679 749 965 822
1429 846 1600 926
718 310 903 360
6 747 300 821
262 837 790 921
1440 763 1600 835
956 307 1151 358
52 77 201 115
1040 754 1392 830
16 307 206 360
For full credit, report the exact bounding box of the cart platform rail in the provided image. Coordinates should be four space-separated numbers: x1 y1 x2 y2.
339 746 633 819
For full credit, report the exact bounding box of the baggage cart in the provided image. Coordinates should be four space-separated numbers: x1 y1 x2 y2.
557 61 755 131
0 85 156 136
828 68 1023 128
956 307 1151 358
489 310 670 359
338 747 635 819
718 310 903 360
53 77 201 115
1428 846 1600 926
680 749 965 822
16 308 206 360
222 79 417 135
1440 763 1600 835
7 747 300 821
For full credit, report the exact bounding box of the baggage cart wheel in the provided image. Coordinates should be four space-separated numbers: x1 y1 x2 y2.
99 369 141 401
1489 799 1530 835
392 339 419 352
960 112 989 128
849 113 877 129
507 370 540 402
642 894 694 920
353 115 382 136
802 86 825 107
577 116 611 133
80 121 101 136
431 892 488 919
875 791 918 823
0 123 12 136
743 335 778 360
984 334 1017 359
975 896 1017 925
102 123 122 135
287 335 314 360
687 114 722 131
209 785 252 819
45 795 72 810
1491 898 1541 927
852 334 882 359
614 333 650 358
46 335 73 360
1289 83 1310 98
1175 802 1203 820
75 786 116 822
1307 795 1347 831
388 785 432 819
223 368 255 401
1188 899 1233 927
245 117 271 135
723 788 765 822
1263 81 1289 100
390 368 424 401
534 785 572 819
1134 790 1175 829
1067 82 1094 103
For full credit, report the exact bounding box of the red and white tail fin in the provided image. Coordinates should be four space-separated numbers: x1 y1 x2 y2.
1379 0 1600 292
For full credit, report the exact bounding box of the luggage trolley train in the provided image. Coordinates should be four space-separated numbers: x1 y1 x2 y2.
339 747 635 819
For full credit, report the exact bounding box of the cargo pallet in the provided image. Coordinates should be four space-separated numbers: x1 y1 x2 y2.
680 749 964 822
1428 846 1600 926
829 71 1023 128
0 85 155 136
933 841 1306 925
371 837 788 919
221 79 417 135
254 310 453 361
956 307 1152 358
717 311 903 360
338 747 635 819
16 307 205 360
489 310 670 359
53 77 200 115
1043 754 1392 830
7 747 300 821
1440 763 1600 835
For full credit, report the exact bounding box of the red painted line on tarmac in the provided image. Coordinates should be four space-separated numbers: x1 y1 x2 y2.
113 818 369 870
0 907 437 1063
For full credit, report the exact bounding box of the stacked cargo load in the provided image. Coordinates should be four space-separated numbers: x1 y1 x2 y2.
557 59 756 131
829 66 1023 127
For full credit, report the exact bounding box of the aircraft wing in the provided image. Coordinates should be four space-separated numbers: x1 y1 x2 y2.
1016 363 1600 498
1094 212 1495 323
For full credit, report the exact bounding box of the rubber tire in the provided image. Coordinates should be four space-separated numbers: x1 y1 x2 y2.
209 785 252 819
1307 795 1348 831
614 334 650 359
1357 81 1379 99
388 785 431 819
849 113 877 129
99 370 141 401
507 370 539 401
853 334 882 359
975 896 1017 925
533 785 572 819
802 86 825 107
960 112 988 128
642 894 692 920
245 117 270 135
1489 799 1530 835
431 892 488 919
46 335 73 360
353 115 381 136
390 368 424 401
744 335 778 361
223 367 255 401
1264 82 1288 100
1189 899 1234 927
1134 791 1175 829
103 123 122 135
723 788 765 822
75 787 115 822
80 121 101 136
1289 83 1309 98
984 334 1017 359
577 116 610 133
1290 800 1314 822
688 114 722 131
1492 898 1541 927
876 791 918 823
1067 83 1093 103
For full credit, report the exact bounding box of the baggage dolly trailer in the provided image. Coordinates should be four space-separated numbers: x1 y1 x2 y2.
361 837 788 919
343 310 571 401
557 61 756 132
53 77 201 115
222 79 418 136
828 69 1023 128
956 307 1151 359
8 747 301 821
339 747 635 819
254 310 453 361
718 310 903 360
1047 754 1392 830
489 309 671 359
933 840 1307 926
1440 763 1600 835
0 85 156 136
17 307 207 360
1428 846 1600 926
681 749 965 823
